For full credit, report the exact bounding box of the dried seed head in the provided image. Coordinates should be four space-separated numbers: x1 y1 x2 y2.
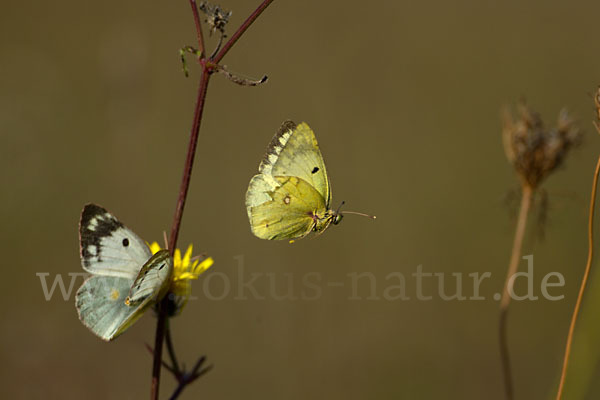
502 102 581 189
199 1 232 36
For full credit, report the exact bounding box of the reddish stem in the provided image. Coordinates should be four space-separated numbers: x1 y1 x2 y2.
212 0 275 64
150 1 275 398
151 67 210 400
189 0 205 56
167 70 211 255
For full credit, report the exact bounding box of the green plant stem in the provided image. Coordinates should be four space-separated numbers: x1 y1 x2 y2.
555 155 600 399
150 1 275 398
499 183 533 400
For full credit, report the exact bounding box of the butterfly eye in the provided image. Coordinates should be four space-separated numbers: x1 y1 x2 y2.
333 214 343 225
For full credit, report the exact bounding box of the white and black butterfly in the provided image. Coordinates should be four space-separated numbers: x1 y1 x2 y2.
75 204 172 341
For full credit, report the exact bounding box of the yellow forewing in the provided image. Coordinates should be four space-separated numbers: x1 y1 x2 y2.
249 176 327 240
257 121 330 205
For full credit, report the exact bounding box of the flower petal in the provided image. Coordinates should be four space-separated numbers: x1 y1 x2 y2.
174 248 182 267
149 241 162 255
194 257 214 275
183 244 193 267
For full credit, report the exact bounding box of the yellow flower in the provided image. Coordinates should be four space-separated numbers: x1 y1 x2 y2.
149 241 214 314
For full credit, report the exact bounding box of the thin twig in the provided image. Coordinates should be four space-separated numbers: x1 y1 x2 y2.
145 343 178 375
210 31 226 59
150 1 275 398
165 319 182 377
151 302 169 399
499 183 533 400
169 358 213 400
555 155 600 399
212 0 275 64
190 0 206 56
167 68 211 256
217 65 268 86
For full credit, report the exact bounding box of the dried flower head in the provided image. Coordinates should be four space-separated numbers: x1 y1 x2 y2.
502 102 581 189
199 1 232 36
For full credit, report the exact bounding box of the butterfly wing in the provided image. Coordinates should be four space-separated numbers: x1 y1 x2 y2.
249 176 328 240
246 173 279 219
245 120 333 237
79 204 152 278
125 250 173 306
76 204 164 340
258 121 331 205
75 275 154 341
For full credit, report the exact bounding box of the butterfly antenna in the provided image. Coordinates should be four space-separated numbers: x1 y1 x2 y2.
342 211 377 219
336 201 376 219
334 201 346 216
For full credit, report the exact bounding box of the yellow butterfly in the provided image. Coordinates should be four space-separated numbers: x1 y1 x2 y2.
245 120 373 241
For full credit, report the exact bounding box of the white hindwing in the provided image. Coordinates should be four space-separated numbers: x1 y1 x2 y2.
76 275 143 340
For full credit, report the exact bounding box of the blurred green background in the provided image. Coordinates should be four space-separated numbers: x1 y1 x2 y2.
3 0 600 398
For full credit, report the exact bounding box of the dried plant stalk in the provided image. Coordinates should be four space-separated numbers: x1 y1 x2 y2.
499 102 580 400
555 87 600 400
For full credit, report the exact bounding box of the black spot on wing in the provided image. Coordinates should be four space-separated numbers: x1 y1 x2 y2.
311 167 319 174
122 238 129 247
80 204 124 267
